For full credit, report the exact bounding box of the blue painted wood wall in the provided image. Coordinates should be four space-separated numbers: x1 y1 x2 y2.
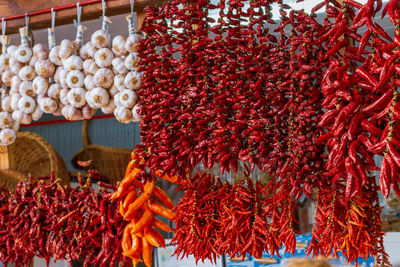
20 114 141 171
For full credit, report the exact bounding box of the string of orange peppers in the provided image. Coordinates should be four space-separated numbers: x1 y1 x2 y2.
111 151 177 267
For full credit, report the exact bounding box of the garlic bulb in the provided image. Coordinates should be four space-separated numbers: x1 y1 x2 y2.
19 81 35 97
18 96 36 114
114 75 125 91
32 76 49 95
119 89 138 108
124 71 142 90
91 17 111 49
66 70 85 88
82 42 97 59
7 45 18 59
39 97 57 114
33 43 48 60
0 129 16 145
31 106 43 121
86 87 109 108
94 68 114 89
0 112 13 129
29 55 38 67
49 46 62 66
10 93 21 111
125 33 143 53
112 35 127 56
58 68 69 89
84 75 96 90
82 105 94 120
59 39 74 59
15 46 32 63
114 92 122 107
83 59 99 75
63 55 83 71
114 107 132 123
35 60 55 78
73 24 87 50
11 76 22 92
67 87 87 108
19 66 36 81
112 57 128 75
0 53 9 71
61 105 81 121
48 84 62 99
109 84 119 97
1 96 11 112
132 104 141 122
54 67 65 83
94 48 114 68
9 58 22 74
101 98 116 114
2 69 13 86
59 88 70 105
125 53 140 71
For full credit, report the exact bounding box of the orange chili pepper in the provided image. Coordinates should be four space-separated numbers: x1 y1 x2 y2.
125 159 137 177
122 223 134 252
154 169 179 184
110 168 141 199
148 202 176 220
124 192 152 220
119 201 126 217
144 181 154 195
144 226 166 248
153 186 174 209
132 259 141 267
131 210 154 234
142 237 153 267
123 190 138 210
153 217 172 232
123 234 142 257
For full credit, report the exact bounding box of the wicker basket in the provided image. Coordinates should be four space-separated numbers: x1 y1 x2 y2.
71 120 131 184
0 131 70 192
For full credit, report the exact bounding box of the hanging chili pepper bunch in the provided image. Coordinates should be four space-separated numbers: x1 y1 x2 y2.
111 150 176 267
0 173 130 267
172 170 225 263
310 0 392 264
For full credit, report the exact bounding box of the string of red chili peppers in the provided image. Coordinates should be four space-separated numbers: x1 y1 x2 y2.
0 174 130 267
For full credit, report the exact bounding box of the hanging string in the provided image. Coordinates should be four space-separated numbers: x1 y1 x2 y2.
25 12 29 33
51 8 56 29
130 0 134 15
130 0 138 31
74 2 82 27
1 17 5 36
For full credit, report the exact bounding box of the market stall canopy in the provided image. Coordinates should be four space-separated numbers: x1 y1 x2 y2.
0 0 165 34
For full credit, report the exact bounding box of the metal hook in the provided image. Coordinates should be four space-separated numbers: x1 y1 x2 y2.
51 7 56 29
25 12 29 33
102 0 106 18
2 17 5 36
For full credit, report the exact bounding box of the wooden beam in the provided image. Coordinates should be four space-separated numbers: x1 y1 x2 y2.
1 0 164 34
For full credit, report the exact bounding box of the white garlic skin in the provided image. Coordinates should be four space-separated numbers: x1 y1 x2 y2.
101 98 116 114
59 39 74 59
31 105 43 121
91 29 110 49
1 96 12 112
18 96 36 114
124 71 142 90
63 55 83 71
94 48 114 68
94 68 114 89
39 97 58 114
67 87 87 108
35 60 55 78
119 89 138 109
84 75 96 90
125 33 143 53
86 87 109 109
112 57 128 75
83 59 99 75
112 35 127 57
1 69 13 86
10 93 21 111
114 107 132 123
15 46 33 63
124 53 140 71
132 104 142 122
0 129 16 146
33 43 48 60
32 76 49 96
19 66 36 81
59 88 70 105
66 70 85 88
48 84 62 100
9 58 23 74
49 46 63 66
19 81 35 97
0 112 13 129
